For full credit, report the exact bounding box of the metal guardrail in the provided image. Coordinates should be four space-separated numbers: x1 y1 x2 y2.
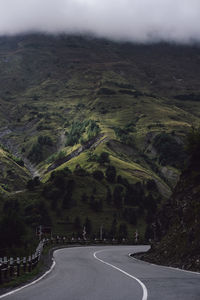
0 237 134 284
0 252 41 284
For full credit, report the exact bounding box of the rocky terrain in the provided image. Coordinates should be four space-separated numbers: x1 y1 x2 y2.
141 128 200 271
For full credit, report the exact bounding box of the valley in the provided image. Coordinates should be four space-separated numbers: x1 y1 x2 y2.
0 34 200 254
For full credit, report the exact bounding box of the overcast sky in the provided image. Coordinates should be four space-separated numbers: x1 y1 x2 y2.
0 0 200 43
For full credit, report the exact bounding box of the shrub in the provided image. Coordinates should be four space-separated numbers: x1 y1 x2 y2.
93 170 104 181
106 165 116 183
50 167 71 181
47 151 65 163
74 167 88 177
97 152 110 165
117 175 129 187
38 135 53 146
113 125 135 147
118 223 128 239
26 176 40 190
12 157 24 167
146 179 157 191
153 132 185 167
28 135 53 163
66 119 100 147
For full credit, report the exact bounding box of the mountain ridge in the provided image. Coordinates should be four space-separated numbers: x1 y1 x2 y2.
0 34 200 251
1 34 199 192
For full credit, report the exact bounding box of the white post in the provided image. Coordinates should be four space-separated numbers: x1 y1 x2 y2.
83 226 86 241
135 230 138 243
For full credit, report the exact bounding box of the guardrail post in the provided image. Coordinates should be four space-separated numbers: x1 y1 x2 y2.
0 258 2 284
23 257 26 273
10 257 14 278
32 254 36 269
16 257 20 276
4 257 8 280
28 256 32 272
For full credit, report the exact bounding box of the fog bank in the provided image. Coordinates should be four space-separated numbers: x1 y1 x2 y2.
0 0 200 43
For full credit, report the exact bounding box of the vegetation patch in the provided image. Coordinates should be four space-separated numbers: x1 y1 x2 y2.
28 135 53 164
153 132 186 168
113 123 136 147
66 119 100 147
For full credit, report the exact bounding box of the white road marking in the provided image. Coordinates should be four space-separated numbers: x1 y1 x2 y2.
0 247 150 299
129 253 200 276
94 250 148 300
0 260 56 299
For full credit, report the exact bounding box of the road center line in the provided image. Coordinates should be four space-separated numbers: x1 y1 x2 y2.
93 250 148 300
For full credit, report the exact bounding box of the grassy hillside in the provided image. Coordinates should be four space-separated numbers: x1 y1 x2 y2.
0 161 160 256
1 35 199 190
0 34 200 251
0 146 30 193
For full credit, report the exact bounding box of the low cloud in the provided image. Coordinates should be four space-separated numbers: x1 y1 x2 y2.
0 0 200 43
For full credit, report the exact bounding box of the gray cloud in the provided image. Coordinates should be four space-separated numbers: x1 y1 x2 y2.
0 0 200 43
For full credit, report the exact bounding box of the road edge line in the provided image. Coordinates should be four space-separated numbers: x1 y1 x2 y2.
94 250 148 300
0 259 56 299
128 253 200 276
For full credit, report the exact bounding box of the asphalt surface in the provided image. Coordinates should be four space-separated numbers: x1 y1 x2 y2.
1 245 200 300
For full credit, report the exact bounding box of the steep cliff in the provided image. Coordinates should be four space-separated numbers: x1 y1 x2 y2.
143 129 200 271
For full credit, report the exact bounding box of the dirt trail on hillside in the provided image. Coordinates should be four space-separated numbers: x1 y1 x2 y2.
46 134 108 173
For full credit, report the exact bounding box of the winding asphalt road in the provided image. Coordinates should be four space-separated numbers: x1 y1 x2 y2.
1 246 200 300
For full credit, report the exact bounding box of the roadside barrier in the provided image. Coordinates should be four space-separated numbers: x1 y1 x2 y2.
0 237 133 285
0 251 40 284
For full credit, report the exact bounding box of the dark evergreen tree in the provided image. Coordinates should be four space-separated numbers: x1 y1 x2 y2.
106 186 112 205
81 192 88 203
106 165 116 183
113 185 124 209
110 218 117 237
98 152 110 165
118 223 128 239
74 216 82 231
93 170 104 181
84 217 92 235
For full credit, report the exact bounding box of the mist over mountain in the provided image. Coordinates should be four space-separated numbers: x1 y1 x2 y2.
0 0 200 43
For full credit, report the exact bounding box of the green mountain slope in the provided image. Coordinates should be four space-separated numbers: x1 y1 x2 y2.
0 35 200 251
1 35 200 193
0 146 30 193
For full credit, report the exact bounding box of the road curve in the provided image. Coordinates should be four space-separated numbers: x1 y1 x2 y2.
1 245 200 300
